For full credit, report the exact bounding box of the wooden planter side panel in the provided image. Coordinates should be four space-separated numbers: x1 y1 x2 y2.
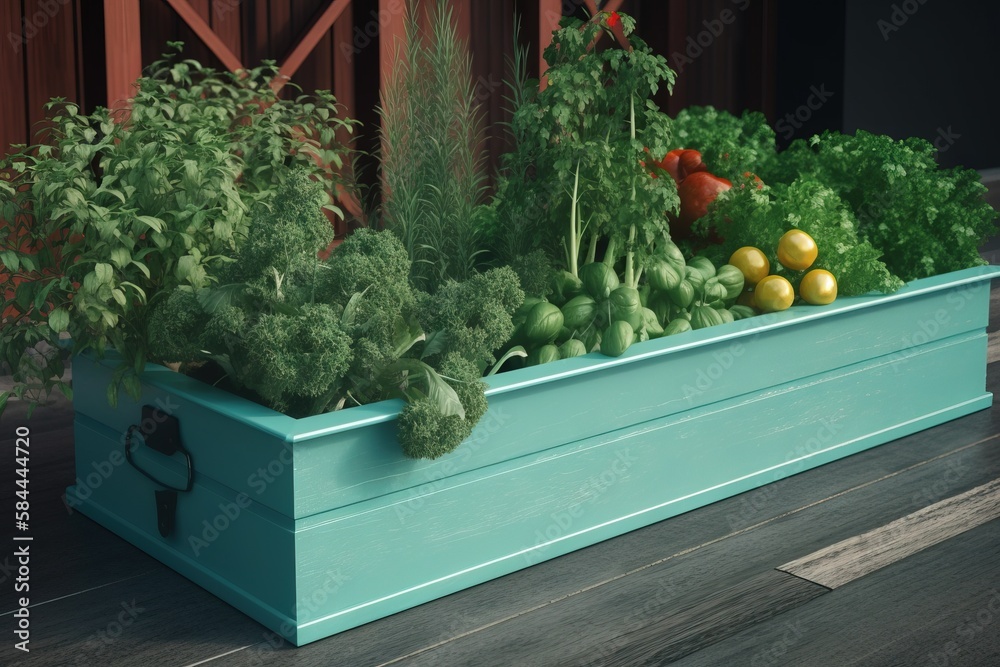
72 267 999 520
67 269 998 645
289 330 989 644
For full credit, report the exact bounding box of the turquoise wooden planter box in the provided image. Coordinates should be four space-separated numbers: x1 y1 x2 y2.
67 265 1000 645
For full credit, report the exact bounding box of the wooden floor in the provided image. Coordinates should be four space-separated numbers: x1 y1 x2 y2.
3 288 1000 666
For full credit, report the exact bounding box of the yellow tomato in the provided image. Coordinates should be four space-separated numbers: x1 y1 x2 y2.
736 289 756 308
799 269 838 305
754 275 795 312
777 230 818 271
729 246 770 286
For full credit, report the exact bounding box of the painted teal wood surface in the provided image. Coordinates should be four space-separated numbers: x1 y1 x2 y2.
67 266 1000 645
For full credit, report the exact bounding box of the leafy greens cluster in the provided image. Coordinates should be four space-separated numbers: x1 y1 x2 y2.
148 171 523 458
761 130 997 281
489 13 679 288
700 178 903 296
0 43 356 412
669 106 777 181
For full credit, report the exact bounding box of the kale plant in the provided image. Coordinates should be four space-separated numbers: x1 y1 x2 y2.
149 173 520 459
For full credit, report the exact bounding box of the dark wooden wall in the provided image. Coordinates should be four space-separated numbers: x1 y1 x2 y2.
0 0 778 171
0 0 91 153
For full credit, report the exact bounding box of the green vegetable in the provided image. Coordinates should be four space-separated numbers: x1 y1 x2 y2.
688 256 716 281
491 12 679 289
714 265 746 301
641 307 664 338
729 305 756 321
702 179 903 296
609 286 642 316
663 319 692 336
601 320 635 357
561 295 598 331
379 1 490 290
549 270 584 306
763 130 997 281
527 344 562 366
667 280 696 309
417 266 526 368
558 339 588 359
684 266 707 293
0 47 356 412
581 262 621 301
702 279 728 305
521 302 565 345
647 259 683 292
690 305 725 330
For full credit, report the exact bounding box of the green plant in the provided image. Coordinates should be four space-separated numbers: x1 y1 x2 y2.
699 178 903 296
668 106 777 181
0 44 356 415
762 130 997 281
491 11 679 289
149 172 519 459
379 0 489 291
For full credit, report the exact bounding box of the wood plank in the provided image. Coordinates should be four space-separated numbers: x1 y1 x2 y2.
601 571 826 666
378 0 407 99
778 477 1000 589
104 0 143 110
0 565 267 667
211 0 242 64
670 520 1000 667
25 0 80 138
0 0 28 153
163 0 243 72
273 0 350 91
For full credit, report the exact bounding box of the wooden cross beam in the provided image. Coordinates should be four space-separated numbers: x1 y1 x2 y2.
163 0 244 72
271 0 353 92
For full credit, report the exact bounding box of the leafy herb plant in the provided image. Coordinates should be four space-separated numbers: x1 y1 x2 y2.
379 0 489 291
762 130 997 281
491 11 680 289
0 44 356 414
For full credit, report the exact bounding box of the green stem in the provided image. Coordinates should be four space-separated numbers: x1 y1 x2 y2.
568 159 581 278
626 94 638 289
603 236 618 267
586 231 598 265
625 224 636 287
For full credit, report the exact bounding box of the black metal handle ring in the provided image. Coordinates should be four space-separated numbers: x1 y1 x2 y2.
125 424 194 493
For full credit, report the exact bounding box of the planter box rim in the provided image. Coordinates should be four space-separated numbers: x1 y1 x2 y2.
82 265 1000 444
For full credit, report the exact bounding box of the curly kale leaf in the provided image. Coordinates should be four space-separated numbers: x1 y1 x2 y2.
763 130 997 281
319 228 418 402
509 249 555 299
396 352 488 460
201 302 352 417
418 266 525 369
703 178 902 296
670 106 777 181
229 168 333 289
146 288 211 363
